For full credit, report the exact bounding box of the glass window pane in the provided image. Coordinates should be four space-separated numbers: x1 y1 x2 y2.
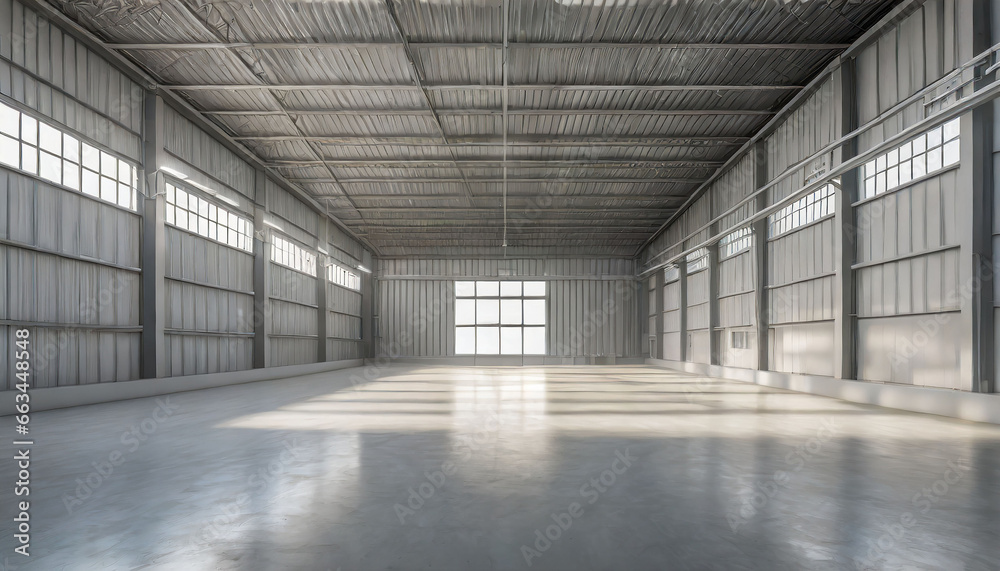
523 281 546 296
63 134 79 162
39 122 60 154
477 281 500 297
455 281 476 297
898 141 912 161
865 160 876 178
476 299 500 324
165 204 175 225
524 299 545 325
927 148 942 172
39 151 61 183
886 166 898 190
118 183 132 209
101 176 116 203
523 299 546 325
100 151 116 177
927 126 942 148
500 299 522 324
943 118 960 141
455 299 476 325
63 160 79 190
500 281 522 297
898 161 911 185
117 159 131 183
0 135 18 168
943 140 960 166
82 143 99 170
912 154 926 178
455 327 476 355
82 169 99 196
912 134 926 154
523 327 545 355
20 143 36 174
476 327 499 355
501 328 522 355
0 102 18 138
21 115 36 145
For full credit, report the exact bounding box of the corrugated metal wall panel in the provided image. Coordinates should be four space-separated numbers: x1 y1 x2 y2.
857 0 960 153
685 269 710 332
268 177 319 237
269 265 317 307
769 322 835 377
377 258 639 357
163 105 255 198
164 334 252 378
0 0 143 159
718 250 755 328
162 224 254 377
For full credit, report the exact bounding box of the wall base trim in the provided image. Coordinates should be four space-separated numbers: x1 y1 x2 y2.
646 359 1000 425
1 359 363 415
386 356 646 366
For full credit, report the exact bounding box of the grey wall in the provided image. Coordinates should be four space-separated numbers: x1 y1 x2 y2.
641 0 992 393
377 258 641 358
0 0 143 388
0 0 371 391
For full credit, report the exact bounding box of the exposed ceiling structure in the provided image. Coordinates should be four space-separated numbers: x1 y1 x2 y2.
46 0 900 258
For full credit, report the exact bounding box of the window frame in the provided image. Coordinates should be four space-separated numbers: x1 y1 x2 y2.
454 280 546 356
0 98 138 211
164 180 254 253
270 233 317 276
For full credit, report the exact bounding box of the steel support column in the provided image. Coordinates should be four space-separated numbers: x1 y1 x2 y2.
965 0 995 392
140 93 166 379
252 170 270 369
752 142 770 371
654 269 665 360
708 243 721 365
834 61 858 380
316 223 329 363
678 260 689 362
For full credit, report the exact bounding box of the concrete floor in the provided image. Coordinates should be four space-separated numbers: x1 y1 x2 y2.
2 364 1000 571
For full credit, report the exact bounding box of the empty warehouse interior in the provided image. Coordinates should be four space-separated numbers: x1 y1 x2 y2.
2 0 1000 569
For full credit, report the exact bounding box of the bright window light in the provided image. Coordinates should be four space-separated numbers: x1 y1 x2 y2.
0 100 138 210
327 261 361 291
455 280 546 355
863 118 959 200
165 181 253 252
270 234 316 274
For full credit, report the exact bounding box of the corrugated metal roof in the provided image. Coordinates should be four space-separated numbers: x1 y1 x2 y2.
52 0 901 257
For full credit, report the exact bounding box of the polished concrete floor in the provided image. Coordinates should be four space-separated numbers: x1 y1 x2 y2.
2 364 1000 571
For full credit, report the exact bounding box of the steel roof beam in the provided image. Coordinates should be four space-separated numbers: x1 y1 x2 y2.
105 41 850 51
269 159 723 168
170 83 803 92
205 108 775 117
300 177 704 184
239 135 749 145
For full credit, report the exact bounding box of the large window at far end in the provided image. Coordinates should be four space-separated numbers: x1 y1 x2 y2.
455 281 546 355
